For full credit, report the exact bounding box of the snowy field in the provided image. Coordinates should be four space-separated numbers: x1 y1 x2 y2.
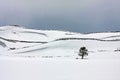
0 57 120 80
0 26 120 80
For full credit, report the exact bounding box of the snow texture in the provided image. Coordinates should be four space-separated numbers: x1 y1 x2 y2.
0 26 120 80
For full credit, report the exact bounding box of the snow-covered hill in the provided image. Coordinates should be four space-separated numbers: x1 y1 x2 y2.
0 25 120 80
0 25 120 59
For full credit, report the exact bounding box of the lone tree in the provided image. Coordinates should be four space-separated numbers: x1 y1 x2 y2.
78 47 88 59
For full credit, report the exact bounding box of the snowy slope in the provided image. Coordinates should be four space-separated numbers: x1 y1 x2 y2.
0 25 120 58
0 25 120 80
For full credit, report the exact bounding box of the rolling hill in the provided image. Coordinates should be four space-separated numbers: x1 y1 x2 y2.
0 25 120 80
0 25 120 59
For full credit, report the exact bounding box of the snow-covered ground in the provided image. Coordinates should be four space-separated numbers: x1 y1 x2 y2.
0 25 120 80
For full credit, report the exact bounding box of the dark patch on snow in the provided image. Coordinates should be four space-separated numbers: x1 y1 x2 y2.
9 48 16 50
42 56 54 58
16 47 49 54
21 31 48 37
83 31 120 34
54 38 120 42
0 36 48 43
115 49 120 52
0 41 7 47
101 35 120 39
76 57 88 60
97 50 108 52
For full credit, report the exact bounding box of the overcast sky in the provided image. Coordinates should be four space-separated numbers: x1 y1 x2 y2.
0 0 120 33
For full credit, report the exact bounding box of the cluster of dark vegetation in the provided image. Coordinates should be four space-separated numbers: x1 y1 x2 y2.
115 48 120 52
0 36 47 43
54 37 120 42
9 48 16 50
0 41 6 47
21 31 48 37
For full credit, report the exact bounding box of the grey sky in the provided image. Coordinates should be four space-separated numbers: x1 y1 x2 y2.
0 0 120 33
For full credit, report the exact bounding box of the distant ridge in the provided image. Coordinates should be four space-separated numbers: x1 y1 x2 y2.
84 31 120 34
